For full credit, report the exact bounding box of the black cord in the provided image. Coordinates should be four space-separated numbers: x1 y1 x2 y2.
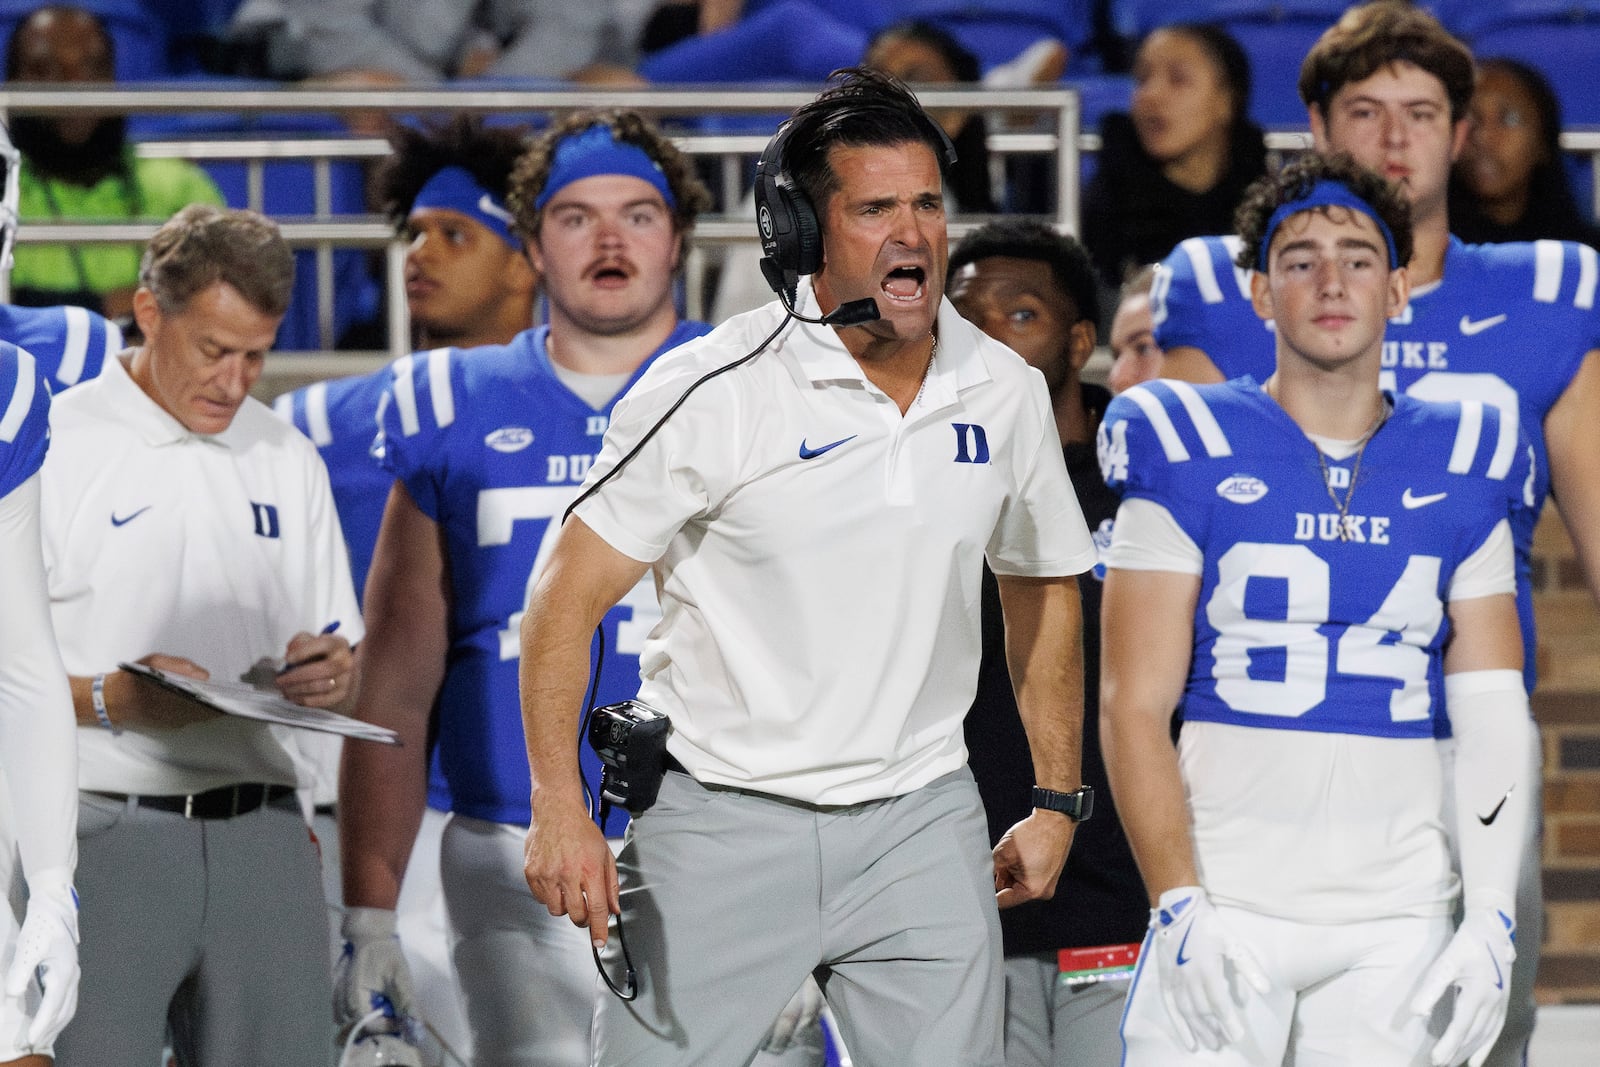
562 313 792 525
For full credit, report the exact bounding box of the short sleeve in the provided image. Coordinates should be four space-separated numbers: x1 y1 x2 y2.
377 348 459 521
571 353 746 563
1151 236 1275 380
985 368 1096 577
0 346 51 499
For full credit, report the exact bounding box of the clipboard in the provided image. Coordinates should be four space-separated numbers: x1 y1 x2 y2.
118 661 401 745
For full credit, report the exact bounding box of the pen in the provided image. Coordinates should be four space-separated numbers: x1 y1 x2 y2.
275 621 343 675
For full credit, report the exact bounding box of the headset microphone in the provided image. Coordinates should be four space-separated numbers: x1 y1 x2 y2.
776 288 881 328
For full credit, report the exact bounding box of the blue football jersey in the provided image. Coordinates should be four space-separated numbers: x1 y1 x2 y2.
1151 236 1599 690
0 304 122 392
1099 379 1531 739
381 321 710 833
274 367 398 605
277 362 457 813
0 343 50 498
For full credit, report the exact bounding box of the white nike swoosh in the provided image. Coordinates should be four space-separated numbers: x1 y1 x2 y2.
1402 489 1448 509
477 193 515 225
1460 313 1507 336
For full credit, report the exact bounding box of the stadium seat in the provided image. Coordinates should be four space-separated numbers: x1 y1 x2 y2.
1461 15 1600 124
1436 0 1600 39
899 0 1094 70
1114 0 1346 38
0 0 171 81
129 109 381 351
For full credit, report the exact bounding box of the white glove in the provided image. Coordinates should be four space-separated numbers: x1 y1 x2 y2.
760 975 824 1053
1148 886 1269 1052
334 907 415 1034
3 866 79 1052
1410 899 1516 1067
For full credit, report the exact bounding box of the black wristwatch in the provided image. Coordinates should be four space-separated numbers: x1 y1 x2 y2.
1032 784 1094 823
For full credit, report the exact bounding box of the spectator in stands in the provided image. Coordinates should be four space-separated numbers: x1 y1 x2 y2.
43 204 360 1067
229 0 651 85
1451 57 1600 250
1107 264 1163 396
5 5 225 321
1081 23 1265 288
948 219 1149 1067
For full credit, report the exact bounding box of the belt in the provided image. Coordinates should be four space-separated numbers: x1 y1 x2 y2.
93 783 296 820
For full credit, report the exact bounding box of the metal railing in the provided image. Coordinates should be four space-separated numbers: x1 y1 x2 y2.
0 84 1082 355
2 86 1597 360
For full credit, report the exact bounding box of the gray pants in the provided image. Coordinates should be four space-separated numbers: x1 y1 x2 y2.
56 790 333 1067
594 767 1003 1067
1002 955 1128 1067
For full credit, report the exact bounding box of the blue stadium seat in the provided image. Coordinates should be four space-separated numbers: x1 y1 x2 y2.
0 0 170 81
129 109 381 351
1114 0 1346 38
1460 12 1600 125
1437 0 1600 39
898 0 1095 69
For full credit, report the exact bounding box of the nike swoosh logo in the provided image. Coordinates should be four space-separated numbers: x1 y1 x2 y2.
477 194 515 225
1175 926 1194 966
798 435 857 460
110 506 152 527
1478 785 1513 826
1401 489 1447 509
1460 313 1507 336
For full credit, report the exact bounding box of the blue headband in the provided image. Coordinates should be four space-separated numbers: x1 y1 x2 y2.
1257 179 1399 271
412 166 519 249
533 124 676 211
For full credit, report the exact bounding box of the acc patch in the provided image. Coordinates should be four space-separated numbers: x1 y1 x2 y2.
1216 475 1267 504
485 427 535 453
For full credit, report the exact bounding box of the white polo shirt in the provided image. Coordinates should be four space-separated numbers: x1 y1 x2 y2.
574 284 1095 805
41 353 363 797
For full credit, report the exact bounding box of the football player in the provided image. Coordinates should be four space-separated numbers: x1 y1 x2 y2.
1103 153 1534 1067
1147 9 1599 1058
0 345 79 1067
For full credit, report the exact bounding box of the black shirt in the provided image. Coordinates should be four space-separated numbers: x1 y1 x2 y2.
964 383 1149 957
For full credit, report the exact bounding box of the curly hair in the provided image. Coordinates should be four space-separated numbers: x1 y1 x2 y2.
1234 152 1413 272
1299 0 1474 124
506 110 710 241
373 115 532 229
947 219 1101 326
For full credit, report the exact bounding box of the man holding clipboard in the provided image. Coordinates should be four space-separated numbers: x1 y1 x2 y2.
38 205 364 1066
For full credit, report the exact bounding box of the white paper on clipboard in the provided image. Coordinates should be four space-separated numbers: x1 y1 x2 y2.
118 661 401 745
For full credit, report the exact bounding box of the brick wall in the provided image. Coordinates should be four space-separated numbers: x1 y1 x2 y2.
1531 509 1600 1004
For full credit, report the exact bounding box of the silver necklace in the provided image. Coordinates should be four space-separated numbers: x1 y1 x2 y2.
1313 402 1389 541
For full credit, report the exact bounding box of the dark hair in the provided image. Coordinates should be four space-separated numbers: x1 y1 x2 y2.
506 109 711 240
1450 57 1590 238
374 115 531 230
5 4 111 80
140 204 295 317
1234 151 1413 271
1299 0 1474 124
783 66 951 220
947 219 1101 326
868 21 981 84
865 22 993 211
1149 23 1253 128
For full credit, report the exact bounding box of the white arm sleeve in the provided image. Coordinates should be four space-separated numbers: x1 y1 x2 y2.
1104 497 1204 575
1446 520 1517 602
1445 668 1533 914
0 474 77 878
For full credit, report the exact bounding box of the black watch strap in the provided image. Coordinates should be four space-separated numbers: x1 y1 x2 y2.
1032 784 1094 822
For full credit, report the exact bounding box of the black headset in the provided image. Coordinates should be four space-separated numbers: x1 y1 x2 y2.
753 105 959 299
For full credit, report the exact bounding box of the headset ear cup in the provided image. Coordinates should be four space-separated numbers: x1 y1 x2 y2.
784 184 821 277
